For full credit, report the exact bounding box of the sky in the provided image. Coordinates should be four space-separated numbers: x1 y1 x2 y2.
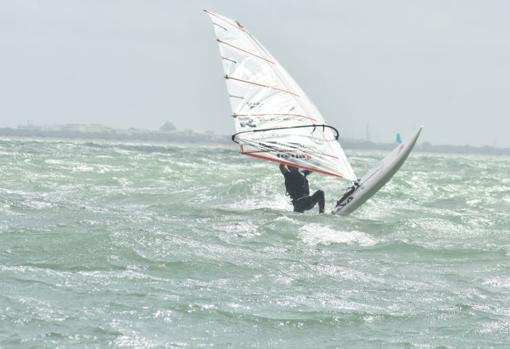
1 0 509 146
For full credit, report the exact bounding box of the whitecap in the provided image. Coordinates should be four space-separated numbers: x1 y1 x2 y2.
299 224 376 246
273 215 299 224
222 221 258 236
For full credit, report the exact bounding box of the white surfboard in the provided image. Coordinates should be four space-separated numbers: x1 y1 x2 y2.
333 127 422 215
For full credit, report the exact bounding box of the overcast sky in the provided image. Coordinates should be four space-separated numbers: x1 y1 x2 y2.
1 0 509 146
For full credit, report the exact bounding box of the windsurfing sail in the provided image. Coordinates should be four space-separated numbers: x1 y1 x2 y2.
204 10 356 180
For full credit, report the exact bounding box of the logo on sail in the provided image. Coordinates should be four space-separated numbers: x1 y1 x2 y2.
277 153 311 160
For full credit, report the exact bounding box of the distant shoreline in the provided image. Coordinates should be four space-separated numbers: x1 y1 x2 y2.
1 125 509 156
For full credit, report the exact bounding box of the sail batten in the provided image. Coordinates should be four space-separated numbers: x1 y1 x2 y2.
225 75 300 96
205 10 356 180
217 39 275 63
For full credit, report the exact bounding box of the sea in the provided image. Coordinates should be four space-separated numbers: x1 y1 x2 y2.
1 138 510 348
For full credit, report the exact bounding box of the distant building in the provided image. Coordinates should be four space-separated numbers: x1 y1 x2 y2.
159 121 177 132
18 123 41 131
59 123 114 133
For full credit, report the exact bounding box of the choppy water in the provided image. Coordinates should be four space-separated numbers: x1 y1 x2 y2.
1 138 510 348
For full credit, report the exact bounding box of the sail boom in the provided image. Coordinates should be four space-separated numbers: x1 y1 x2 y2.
232 124 340 143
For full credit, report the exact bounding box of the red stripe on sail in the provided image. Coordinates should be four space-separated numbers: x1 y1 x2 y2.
226 76 299 96
217 40 275 64
241 150 343 178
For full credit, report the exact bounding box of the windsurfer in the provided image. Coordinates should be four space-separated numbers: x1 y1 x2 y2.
279 164 325 214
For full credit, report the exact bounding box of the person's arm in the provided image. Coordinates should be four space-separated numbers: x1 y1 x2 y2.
302 170 312 176
279 164 289 174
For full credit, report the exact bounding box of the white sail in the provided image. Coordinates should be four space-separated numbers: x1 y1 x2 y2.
205 10 356 180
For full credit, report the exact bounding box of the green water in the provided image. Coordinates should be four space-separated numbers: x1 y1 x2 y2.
1 138 510 348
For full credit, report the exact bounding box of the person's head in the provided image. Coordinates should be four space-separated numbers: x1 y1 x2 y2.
288 165 299 172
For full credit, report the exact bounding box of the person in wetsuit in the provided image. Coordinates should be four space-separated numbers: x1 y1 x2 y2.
279 164 325 214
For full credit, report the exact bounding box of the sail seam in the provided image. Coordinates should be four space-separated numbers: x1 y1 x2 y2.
221 56 237 64
225 76 299 96
213 22 228 31
217 39 274 64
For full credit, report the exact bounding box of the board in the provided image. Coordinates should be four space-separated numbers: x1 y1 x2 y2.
333 127 422 215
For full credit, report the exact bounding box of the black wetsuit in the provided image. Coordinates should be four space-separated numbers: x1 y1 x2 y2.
283 170 325 213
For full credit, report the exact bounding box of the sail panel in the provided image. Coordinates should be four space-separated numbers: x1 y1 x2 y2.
205 10 356 180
